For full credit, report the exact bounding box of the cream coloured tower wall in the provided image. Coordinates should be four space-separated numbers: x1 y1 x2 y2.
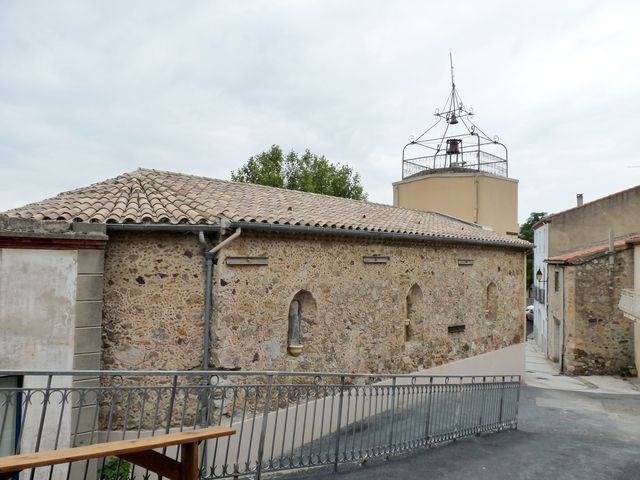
393 172 519 235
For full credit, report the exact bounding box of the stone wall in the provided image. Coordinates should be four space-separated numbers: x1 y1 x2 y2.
564 249 635 375
212 232 525 374
102 231 206 371
101 231 526 375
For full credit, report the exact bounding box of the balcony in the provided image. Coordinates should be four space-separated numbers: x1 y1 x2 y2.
618 289 640 321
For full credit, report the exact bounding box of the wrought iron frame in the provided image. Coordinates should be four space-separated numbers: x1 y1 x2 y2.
0 370 520 480
401 54 508 180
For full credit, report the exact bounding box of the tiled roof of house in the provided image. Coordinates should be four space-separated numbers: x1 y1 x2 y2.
546 233 640 264
3 168 530 248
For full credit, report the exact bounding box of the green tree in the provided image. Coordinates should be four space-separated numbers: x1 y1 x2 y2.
519 211 547 288
232 145 367 200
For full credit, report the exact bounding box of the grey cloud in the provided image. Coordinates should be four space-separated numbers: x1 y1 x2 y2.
1 1 639 223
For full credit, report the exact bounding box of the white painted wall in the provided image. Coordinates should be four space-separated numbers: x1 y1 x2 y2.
0 249 77 480
533 225 548 354
0 249 77 370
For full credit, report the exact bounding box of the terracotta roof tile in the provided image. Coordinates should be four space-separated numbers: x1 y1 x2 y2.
3 168 530 248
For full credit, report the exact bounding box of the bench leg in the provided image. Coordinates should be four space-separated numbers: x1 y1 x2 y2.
180 442 198 480
0 471 20 480
119 450 181 480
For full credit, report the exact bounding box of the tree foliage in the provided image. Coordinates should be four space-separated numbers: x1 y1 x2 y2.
519 212 547 288
231 145 367 200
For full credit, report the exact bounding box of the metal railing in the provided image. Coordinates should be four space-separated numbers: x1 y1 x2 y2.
402 150 508 179
0 371 520 479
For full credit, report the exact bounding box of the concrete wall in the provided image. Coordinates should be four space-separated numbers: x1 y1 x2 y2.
0 249 76 480
392 172 519 235
546 186 640 256
0 249 77 370
0 216 106 479
420 343 525 377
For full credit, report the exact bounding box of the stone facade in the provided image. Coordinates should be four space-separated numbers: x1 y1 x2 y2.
102 232 206 371
548 247 636 375
101 230 526 375
564 250 635 375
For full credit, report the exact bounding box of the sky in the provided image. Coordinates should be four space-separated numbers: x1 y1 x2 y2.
1 0 639 224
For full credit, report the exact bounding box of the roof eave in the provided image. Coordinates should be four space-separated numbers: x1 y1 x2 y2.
228 221 532 251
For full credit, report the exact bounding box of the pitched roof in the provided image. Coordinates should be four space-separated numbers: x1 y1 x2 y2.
3 168 530 248
546 232 640 265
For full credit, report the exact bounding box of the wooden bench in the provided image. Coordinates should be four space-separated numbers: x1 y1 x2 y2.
0 426 235 480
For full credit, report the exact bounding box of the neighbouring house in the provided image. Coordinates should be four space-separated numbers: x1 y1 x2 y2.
546 235 638 375
532 186 640 361
2 168 530 378
0 215 107 457
616 237 640 377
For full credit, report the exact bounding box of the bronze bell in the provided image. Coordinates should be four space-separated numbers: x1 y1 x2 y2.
446 139 461 155
448 112 458 125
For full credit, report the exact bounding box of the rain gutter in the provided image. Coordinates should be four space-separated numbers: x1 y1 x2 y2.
227 221 532 251
105 224 221 233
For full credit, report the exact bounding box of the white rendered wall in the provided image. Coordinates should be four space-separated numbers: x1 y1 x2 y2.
0 249 77 480
533 225 548 354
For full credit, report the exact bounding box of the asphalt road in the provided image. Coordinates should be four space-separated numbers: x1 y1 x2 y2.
277 385 640 480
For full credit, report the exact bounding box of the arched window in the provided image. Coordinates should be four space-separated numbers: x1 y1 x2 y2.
486 282 498 322
287 290 316 356
405 284 423 341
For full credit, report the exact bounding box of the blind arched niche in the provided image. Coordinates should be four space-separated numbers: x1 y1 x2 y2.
405 283 423 341
287 290 316 356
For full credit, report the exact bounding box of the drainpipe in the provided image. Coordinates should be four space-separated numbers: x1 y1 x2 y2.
199 227 242 371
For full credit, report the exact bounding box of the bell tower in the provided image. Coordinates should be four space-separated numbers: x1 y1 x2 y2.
393 55 519 236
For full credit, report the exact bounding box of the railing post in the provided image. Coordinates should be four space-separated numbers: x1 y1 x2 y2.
424 377 433 444
255 374 273 480
453 376 463 440
33 375 53 454
478 376 486 434
333 376 346 473
386 377 397 460
513 376 521 430
498 376 505 430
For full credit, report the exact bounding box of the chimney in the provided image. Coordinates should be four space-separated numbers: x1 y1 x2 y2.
576 194 583 207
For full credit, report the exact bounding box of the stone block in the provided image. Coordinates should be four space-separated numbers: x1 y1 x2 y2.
69 458 98 480
76 275 104 301
74 352 101 370
73 377 100 389
75 301 103 327
72 223 107 235
75 327 102 354
77 249 105 274
71 387 101 408
72 431 96 448
71 404 98 433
